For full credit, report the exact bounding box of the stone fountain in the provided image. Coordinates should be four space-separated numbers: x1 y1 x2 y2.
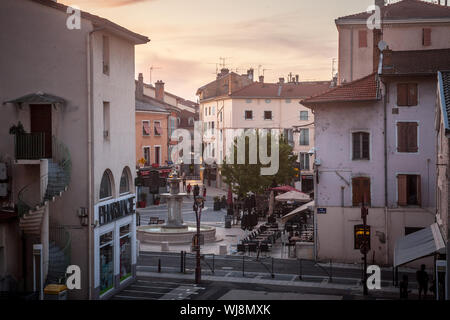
137 170 216 244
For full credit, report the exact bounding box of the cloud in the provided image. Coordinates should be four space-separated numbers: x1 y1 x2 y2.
73 0 157 8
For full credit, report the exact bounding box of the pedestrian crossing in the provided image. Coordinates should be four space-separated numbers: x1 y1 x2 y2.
111 278 205 301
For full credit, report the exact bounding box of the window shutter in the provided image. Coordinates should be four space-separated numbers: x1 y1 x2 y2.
408 83 418 106
397 122 408 152
407 122 418 153
397 84 408 106
362 178 371 206
353 133 360 160
398 175 407 206
359 30 367 48
416 175 422 206
352 178 362 207
423 28 431 46
362 133 370 159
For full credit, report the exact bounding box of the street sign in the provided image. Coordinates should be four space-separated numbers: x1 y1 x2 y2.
317 208 327 214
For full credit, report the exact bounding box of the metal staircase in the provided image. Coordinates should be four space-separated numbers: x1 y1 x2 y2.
47 225 71 285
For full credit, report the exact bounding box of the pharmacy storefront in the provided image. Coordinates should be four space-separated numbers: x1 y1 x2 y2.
93 194 137 299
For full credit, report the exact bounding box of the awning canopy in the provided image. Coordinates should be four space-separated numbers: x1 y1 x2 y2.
275 190 310 202
3 92 66 106
281 200 314 223
394 223 446 267
270 185 301 193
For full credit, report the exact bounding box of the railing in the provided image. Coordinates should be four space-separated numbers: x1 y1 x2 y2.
49 225 72 268
14 133 46 160
17 136 72 218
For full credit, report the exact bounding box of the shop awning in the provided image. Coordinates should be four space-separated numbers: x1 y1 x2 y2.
394 223 445 267
281 200 314 223
3 92 66 106
275 190 310 202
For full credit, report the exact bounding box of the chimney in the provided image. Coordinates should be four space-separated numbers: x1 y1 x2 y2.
136 73 144 99
259 75 264 83
155 80 165 101
278 77 285 84
295 74 299 84
247 68 254 81
375 0 385 8
217 68 229 79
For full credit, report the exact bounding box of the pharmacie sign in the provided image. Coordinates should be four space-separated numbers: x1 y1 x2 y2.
97 195 135 226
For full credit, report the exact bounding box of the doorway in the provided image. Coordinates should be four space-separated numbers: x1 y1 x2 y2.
30 104 52 158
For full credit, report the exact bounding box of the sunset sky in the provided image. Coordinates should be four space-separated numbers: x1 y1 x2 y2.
61 0 376 101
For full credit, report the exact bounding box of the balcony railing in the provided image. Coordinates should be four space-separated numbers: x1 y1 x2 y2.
14 133 46 160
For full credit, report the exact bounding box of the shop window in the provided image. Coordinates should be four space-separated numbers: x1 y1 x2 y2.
100 231 114 295
354 225 370 250
397 122 418 153
119 225 132 282
299 129 309 146
119 167 131 194
398 174 421 206
142 120 150 136
397 83 418 106
100 170 113 200
352 177 371 207
245 110 253 120
264 111 272 120
352 132 370 160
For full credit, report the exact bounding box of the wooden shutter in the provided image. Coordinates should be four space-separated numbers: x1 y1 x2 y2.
352 133 361 160
397 122 408 152
352 178 362 207
362 133 370 160
359 30 368 48
397 84 408 106
423 28 431 47
362 177 371 206
416 175 422 206
407 122 418 153
398 175 407 206
408 83 418 106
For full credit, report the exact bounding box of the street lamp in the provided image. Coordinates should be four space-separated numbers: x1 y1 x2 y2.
193 195 205 284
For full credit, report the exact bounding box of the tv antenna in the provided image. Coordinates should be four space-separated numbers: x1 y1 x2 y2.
219 57 231 68
150 65 162 84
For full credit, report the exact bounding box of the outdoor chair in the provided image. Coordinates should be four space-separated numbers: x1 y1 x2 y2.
248 243 257 255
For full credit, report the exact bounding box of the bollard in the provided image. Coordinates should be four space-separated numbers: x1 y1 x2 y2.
242 255 245 277
184 251 186 274
329 260 332 283
212 254 215 274
271 257 274 279
158 258 161 273
180 251 184 273
299 259 303 280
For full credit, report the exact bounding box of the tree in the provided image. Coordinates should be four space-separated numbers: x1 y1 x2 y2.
221 130 297 198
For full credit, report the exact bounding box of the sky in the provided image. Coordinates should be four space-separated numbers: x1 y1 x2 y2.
61 0 376 101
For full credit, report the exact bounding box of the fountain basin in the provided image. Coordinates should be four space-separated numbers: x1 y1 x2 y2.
137 224 216 244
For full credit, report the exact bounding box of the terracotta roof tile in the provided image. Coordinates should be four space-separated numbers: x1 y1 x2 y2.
230 81 332 99
302 73 380 105
336 0 450 23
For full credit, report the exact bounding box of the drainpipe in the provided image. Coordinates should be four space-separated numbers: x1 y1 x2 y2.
382 79 389 266
350 28 354 82
87 27 104 300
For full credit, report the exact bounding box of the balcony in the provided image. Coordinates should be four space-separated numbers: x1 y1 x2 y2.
14 133 47 161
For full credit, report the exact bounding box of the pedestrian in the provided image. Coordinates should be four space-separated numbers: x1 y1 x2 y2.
416 264 429 300
187 183 192 198
202 185 207 198
193 184 200 198
182 173 186 192
399 275 409 300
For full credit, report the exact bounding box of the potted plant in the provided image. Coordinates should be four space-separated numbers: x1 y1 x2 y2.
213 196 221 211
153 195 160 206
221 195 227 209
138 193 147 208
9 121 26 135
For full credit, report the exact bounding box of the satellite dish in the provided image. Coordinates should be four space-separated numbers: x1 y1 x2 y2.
378 40 388 52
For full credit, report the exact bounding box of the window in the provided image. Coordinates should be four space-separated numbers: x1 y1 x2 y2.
352 132 370 160
219 112 222 122
299 153 310 170
103 102 110 140
204 107 207 116
168 117 176 137
177 117 181 126
265 99 271 104
300 111 309 121
398 174 421 206
246 99 252 104
405 227 424 236
154 121 162 136
102 36 110 75
354 225 370 250
245 110 253 120
285 99 292 103
397 83 418 106
154 146 161 165
143 147 150 166
119 167 131 194
188 117 194 126
208 107 211 116
119 225 132 282
99 231 114 295
358 30 368 48
397 122 418 153
264 111 272 120
212 106 215 115
422 28 431 46
100 170 113 200
299 129 309 146
142 120 150 136
352 177 371 207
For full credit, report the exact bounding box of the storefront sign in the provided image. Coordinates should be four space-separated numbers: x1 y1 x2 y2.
98 196 135 226
317 208 327 214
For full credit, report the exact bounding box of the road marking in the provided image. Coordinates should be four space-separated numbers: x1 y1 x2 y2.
113 295 157 300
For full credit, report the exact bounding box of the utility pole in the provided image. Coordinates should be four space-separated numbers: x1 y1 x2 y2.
193 195 204 284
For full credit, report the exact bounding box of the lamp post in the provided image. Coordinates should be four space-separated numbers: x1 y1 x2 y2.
193 195 204 284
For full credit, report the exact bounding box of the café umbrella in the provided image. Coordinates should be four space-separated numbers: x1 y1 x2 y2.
275 190 310 202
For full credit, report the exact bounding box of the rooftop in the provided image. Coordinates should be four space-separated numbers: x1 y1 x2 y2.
230 81 333 99
301 73 380 106
336 0 450 24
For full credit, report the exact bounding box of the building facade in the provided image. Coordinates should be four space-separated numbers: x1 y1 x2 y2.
0 0 148 299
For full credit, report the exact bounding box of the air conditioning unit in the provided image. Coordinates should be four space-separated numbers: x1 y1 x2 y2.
103 130 109 139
